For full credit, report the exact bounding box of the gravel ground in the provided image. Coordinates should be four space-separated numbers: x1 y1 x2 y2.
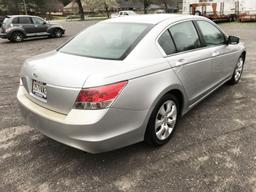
0 20 255 192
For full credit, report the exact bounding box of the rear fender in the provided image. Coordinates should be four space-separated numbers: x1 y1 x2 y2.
7 27 26 38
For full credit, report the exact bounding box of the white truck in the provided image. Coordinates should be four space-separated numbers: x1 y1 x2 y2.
183 0 256 21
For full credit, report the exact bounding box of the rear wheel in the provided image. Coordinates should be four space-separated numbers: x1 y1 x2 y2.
228 56 245 85
145 94 180 146
51 29 63 38
10 31 24 42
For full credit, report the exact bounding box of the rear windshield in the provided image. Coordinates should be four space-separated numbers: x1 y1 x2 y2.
59 22 152 60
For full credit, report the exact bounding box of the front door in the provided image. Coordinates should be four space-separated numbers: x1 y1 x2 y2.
196 20 236 84
31 17 48 34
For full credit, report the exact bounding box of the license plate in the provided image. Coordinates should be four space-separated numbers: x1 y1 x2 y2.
32 80 47 100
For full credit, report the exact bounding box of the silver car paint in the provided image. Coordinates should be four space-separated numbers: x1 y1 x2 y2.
17 14 246 153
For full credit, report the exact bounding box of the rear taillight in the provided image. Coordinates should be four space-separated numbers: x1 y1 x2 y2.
74 81 128 110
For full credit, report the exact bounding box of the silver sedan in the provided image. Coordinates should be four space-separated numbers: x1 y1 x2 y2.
17 14 246 153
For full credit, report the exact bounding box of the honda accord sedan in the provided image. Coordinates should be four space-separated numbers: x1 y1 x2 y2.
17 14 246 153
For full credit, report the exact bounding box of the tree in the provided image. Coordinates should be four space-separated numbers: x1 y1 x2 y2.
161 0 168 12
85 0 118 18
143 0 151 14
76 0 85 20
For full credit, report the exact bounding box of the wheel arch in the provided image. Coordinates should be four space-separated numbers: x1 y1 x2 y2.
8 29 26 39
165 89 184 117
241 51 246 60
47 26 64 34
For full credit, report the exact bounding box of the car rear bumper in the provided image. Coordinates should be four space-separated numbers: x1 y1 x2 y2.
0 32 7 39
17 86 148 153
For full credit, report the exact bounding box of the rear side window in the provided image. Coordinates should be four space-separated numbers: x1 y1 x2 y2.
18 17 32 24
169 21 201 52
158 30 176 55
197 20 226 46
12 17 19 24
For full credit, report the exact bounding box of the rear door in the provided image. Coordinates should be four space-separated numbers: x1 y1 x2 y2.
158 21 215 105
31 17 48 33
18 17 34 34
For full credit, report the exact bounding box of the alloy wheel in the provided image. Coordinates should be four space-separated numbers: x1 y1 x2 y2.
155 100 177 140
234 57 244 82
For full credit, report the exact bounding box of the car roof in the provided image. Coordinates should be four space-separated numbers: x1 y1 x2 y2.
7 15 34 18
104 14 200 25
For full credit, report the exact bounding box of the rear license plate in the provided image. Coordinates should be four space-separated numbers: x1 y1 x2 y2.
32 80 47 100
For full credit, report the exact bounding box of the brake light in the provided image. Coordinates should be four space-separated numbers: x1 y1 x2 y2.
74 81 128 110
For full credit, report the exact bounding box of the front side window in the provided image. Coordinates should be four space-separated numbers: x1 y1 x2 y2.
32 17 45 25
19 17 32 24
197 20 226 46
60 23 151 60
169 21 201 52
158 30 176 55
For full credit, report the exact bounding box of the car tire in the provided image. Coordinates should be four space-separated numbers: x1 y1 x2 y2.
145 93 180 146
228 56 245 85
52 29 63 38
194 11 202 16
10 32 24 42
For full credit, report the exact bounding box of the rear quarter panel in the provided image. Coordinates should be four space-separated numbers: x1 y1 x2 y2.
111 67 188 112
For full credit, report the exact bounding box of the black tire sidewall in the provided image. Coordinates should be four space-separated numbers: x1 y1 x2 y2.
229 56 245 85
53 29 62 38
145 94 180 146
195 11 201 16
11 32 24 42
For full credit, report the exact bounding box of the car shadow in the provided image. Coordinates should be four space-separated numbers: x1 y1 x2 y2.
0 36 68 44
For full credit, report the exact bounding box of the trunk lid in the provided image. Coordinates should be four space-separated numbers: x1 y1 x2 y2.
21 51 122 114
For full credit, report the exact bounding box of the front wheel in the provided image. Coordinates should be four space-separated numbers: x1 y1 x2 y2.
51 29 63 38
145 94 180 146
228 56 245 85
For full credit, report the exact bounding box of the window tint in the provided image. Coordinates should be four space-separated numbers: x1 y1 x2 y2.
32 17 45 25
169 21 201 52
158 30 176 55
197 21 225 45
60 23 151 60
18 17 32 24
12 17 19 24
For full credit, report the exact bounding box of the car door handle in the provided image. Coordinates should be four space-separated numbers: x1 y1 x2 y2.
212 51 220 57
175 59 187 66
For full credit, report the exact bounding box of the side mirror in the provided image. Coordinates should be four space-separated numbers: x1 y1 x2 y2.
227 35 240 45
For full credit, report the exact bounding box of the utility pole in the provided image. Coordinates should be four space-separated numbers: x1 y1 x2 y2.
22 0 28 15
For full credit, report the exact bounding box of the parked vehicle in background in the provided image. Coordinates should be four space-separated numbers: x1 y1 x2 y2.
0 15 65 42
155 10 166 14
17 14 246 153
183 0 256 22
188 2 236 22
239 0 256 22
111 11 137 18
